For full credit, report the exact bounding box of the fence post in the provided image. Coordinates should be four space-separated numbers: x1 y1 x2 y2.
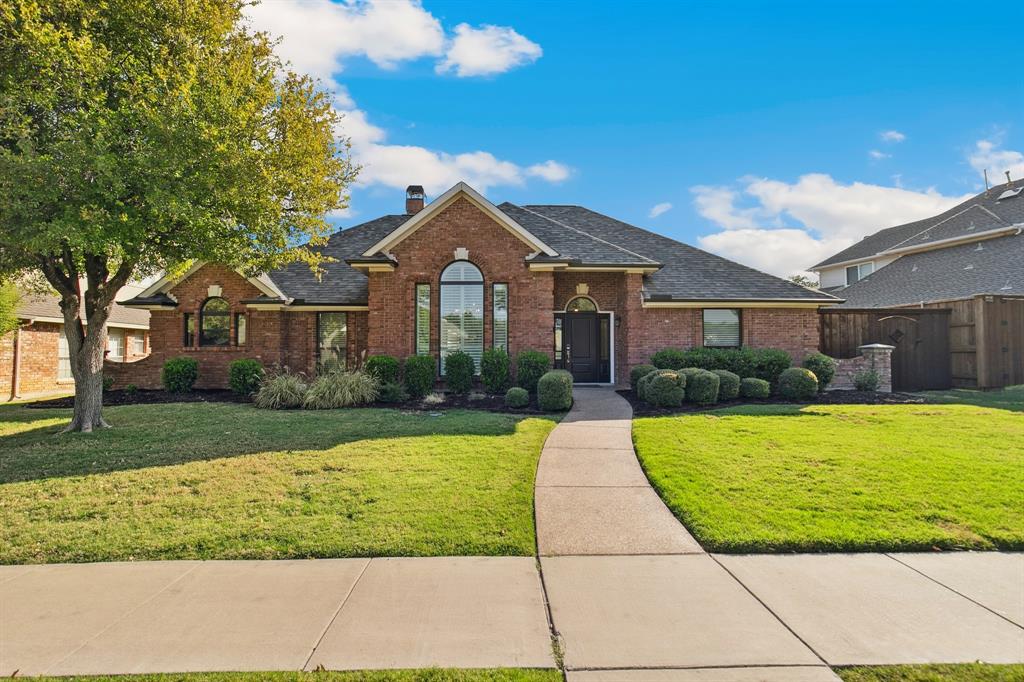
857 343 896 393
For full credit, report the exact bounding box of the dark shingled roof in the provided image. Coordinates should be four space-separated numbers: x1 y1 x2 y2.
17 293 151 327
835 231 1024 307
815 179 1024 268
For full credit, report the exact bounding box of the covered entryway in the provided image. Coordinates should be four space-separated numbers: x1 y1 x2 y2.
555 296 612 383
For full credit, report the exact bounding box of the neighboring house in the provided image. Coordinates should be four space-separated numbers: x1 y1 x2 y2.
115 182 839 389
813 178 1024 388
1 285 151 400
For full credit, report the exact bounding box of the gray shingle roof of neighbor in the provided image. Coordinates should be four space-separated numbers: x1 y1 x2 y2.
814 178 1024 268
834 231 1024 308
259 203 838 305
17 293 151 327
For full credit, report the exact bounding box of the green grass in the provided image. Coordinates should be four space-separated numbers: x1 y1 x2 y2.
29 671 560 682
836 663 1024 681
920 383 1024 412
632 402 1024 552
0 403 557 564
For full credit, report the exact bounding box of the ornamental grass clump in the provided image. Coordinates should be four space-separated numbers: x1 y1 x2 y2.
712 369 740 401
303 370 378 409
778 367 818 401
537 369 573 411
253 370 308 409
645 370 685 408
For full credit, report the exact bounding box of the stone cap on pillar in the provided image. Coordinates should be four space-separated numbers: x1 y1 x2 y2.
858 343 896 351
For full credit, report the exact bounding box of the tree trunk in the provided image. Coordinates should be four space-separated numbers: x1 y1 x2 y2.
64 317 110 433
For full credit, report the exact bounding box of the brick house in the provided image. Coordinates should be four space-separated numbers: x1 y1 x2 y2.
2 289 150 401
115 182 839 389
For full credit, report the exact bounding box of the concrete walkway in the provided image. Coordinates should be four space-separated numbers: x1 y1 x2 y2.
535 387 1024 681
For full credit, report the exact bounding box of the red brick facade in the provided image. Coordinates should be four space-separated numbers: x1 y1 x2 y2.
109 201 822 390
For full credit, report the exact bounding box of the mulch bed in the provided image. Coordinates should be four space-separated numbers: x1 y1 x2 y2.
619 388 927 417
28 388 551 415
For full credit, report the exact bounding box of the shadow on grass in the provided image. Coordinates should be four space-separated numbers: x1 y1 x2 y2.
0 403 550 484
917 385 1024 413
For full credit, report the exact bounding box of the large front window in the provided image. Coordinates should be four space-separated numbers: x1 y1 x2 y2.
199 297 230 346
440 261 484 374
58 329 72 380
703 309 741 348
317 312 347 373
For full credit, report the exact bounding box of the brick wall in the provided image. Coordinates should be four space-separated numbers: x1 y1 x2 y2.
830 345 894 393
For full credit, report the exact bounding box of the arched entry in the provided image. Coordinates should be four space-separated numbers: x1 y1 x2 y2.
556 296 612 383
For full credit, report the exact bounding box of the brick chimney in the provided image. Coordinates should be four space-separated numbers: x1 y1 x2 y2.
405 185 425 214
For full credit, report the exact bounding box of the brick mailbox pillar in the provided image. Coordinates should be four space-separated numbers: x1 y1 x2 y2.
828 343 896 393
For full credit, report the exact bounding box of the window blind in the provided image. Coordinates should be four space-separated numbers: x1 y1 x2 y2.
493 283 508 351
416 284 431 355
317 312 348 373
703 309 741 347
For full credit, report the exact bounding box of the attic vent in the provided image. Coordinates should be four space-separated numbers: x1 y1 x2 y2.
1001 281 1013 291
911 264 919 272
976 243 984 251
966 221 976 231
964 264 974 270
997 187 1022 201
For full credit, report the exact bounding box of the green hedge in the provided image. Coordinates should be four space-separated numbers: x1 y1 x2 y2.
537 369 573 411
802 352 835 390
444 351 475 394
778 367 818 400
637 371 656 402
228 358 263 395
504 386 530 408
739 377 770 399
365 355 400 384
712 369 740 401
162 357 198 393
480 348 511 393
403 355 436 398
646 370 685 407
685 369 720 404
516 349 550 393
630 364 657 390
647 347 793 384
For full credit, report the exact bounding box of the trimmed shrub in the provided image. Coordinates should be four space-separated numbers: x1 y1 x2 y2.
537 370 573 411
630 364 657 390
646 370 685 408
678 367 703 382
480 348 511 393
253 370 307 409
444 351 475 394
751 348 792 384
854 368 881 392
228 359 264 395
778 367 818 401
685 369 720 404
637 371 657 402
712 369 740 401
365 355 400 384
651 348 687 370
303 370 379 409
162 356 198 393
102 374 114 391
377 381 408 403
739 377 771 399
516 349 551 393
802 352 836 390
403 355 436 398
504 386 530 409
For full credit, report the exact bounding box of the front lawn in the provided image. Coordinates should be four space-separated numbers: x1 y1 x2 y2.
836 664 1024 682
632 403 1024 552
0 403 557 564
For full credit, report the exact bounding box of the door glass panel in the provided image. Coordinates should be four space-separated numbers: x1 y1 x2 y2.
600 318 609 361
554 317 562 362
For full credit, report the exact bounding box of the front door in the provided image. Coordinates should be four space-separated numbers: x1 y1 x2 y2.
558 313 610 383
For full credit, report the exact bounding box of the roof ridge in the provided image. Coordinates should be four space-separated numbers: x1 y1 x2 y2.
885 204 1009 251
513 205 659 264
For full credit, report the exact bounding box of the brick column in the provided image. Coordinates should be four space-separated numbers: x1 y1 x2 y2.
858 343 895 393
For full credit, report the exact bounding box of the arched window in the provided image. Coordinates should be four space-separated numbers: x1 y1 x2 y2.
199 297 230 346
440 261 484 374
566 296 598 312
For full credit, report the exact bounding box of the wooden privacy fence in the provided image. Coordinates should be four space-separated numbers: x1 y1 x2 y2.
819 308 952 392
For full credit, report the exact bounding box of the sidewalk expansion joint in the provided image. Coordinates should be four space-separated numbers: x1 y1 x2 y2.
302 558 372 670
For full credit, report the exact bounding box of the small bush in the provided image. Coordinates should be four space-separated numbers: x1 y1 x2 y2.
739 377 771 399
303 370 379 409
124 383 138 395
228 359 264 395
403 355 436 398
377 381 408 403
516 349 550 393
364 355 400 384
686 369 720 404
504 386 530 408
253 370 308 409
630 364 657 390
802 352 836 390
162 356 198 393
444 351 475 394
712 369 740 401
480 348 511 393
678 367 703 382
751 348 792 384
102 374 114 392
537 369 573 411
854 368 881 392
651 348 687 370
778 367 819 401
646 370 685 408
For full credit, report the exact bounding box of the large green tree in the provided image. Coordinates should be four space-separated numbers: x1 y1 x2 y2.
0 0 356 431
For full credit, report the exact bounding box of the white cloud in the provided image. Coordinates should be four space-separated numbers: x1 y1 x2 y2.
526 160 571 182
968 138 1024 183
880 130 906 143
437 23 542 77
868 149 891 160
693 174 970 277
648 202 673 218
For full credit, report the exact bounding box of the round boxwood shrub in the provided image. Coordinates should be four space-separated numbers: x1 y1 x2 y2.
480 348 511 393
685 369 720 404
636 370 656 402
802 352 836 390
403 355 436 398
651 348 687 370
537 369 573 411
678 367 703 382
444 351 475 394
630 364 657 390
516 349 551 393
751 348 792 384
712 369 740 401
162 356 198 393
739 377 771 399
365 354 400 384
646 370 685 408
778 367 819 401
504 386 530 408
228 358 264 396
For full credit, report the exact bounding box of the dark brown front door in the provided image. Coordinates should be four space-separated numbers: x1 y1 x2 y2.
566 313 599 382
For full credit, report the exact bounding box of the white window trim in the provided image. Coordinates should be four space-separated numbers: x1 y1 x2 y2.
845 261 875 286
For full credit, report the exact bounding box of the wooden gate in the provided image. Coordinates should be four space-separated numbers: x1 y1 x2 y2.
819 308 952 391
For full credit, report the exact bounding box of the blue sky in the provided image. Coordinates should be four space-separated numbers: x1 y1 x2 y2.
247 0 1024 276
